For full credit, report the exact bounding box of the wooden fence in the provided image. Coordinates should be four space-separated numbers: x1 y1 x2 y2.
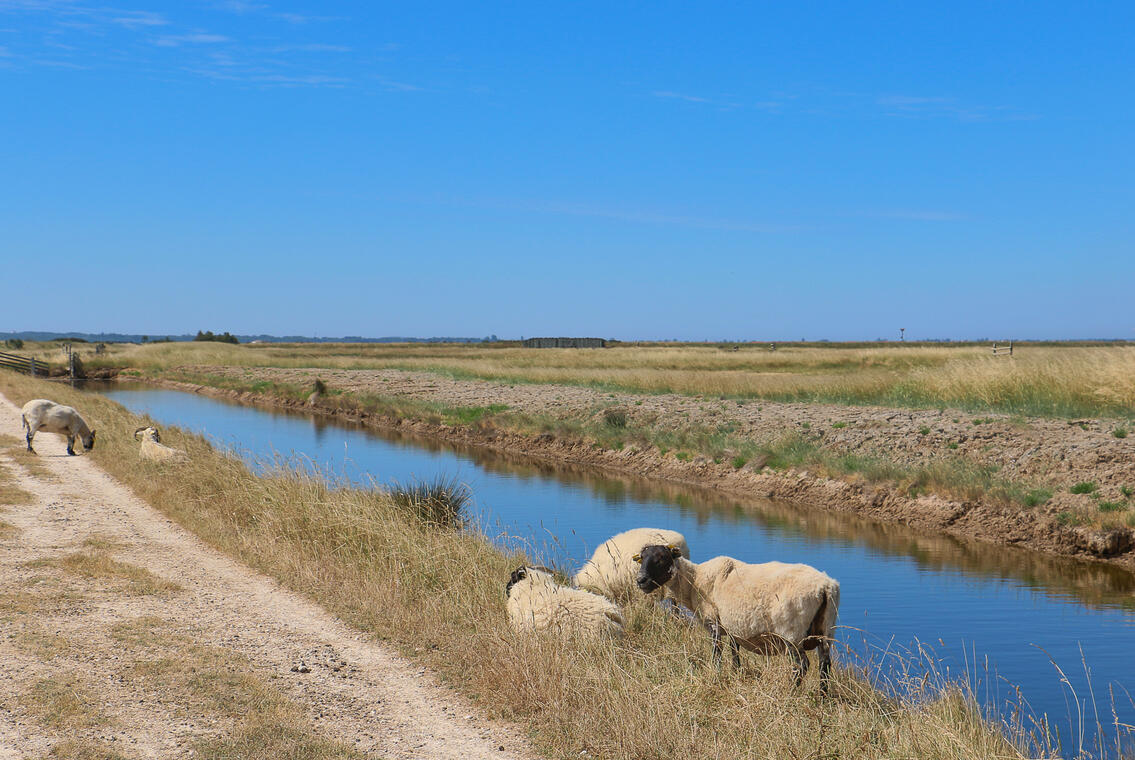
0 350 48 375
991 341 1014 357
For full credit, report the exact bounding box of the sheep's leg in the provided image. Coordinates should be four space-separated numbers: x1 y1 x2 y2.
26 429 36 454
792 646 809 687
818 640 832 694
66 434 76 456
709 621 725 668
730 636 741 668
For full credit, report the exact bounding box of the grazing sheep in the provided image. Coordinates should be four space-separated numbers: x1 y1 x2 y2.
506 565 626 638
133 426 188 463
633 545 839 689
21 399 96 456
573 527 690 603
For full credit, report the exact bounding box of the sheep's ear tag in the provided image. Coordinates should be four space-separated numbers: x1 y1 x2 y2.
668 545 682 558
631 553 642 564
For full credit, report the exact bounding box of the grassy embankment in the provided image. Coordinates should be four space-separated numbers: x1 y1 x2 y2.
141 364 1134 532
0 371 1055 760
33 340 1135 419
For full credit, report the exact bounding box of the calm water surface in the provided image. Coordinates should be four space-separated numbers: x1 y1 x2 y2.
86 382 1135 753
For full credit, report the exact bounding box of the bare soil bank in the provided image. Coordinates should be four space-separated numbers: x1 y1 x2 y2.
114 367 1135 571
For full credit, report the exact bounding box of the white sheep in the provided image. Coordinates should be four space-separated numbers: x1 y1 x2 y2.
21 399 96 456
506 565 626 638
133 426 188 463
633 544 839 689
573 527 690 603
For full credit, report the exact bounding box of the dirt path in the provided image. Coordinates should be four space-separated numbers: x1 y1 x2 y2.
0 392 536 760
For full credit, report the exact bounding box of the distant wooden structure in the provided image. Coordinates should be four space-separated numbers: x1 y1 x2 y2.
523 337 608 349
992 340 1014 357
0 351 46 376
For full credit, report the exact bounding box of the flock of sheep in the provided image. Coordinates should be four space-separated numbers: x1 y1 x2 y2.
19 398 840 688
20 398 186 462
506 527 841 689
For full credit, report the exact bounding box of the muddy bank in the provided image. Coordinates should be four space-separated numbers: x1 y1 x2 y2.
91 371 1135 573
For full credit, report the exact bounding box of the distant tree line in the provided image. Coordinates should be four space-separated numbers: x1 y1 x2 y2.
194 330 240 344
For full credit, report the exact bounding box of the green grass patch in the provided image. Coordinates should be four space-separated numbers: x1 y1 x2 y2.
1070 482 1098 495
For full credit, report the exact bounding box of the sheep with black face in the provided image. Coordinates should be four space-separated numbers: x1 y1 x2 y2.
633 544 839 689
573 527 690 603
506 565 626 638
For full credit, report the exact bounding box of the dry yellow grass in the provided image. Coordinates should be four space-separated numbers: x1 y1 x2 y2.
26 549 181 595
0 370 1057 759
20 672 111 730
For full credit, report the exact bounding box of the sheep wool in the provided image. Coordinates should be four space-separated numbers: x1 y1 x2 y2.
574 527 690 603
507 566 625 638
134 427 189 463
635 545 839 686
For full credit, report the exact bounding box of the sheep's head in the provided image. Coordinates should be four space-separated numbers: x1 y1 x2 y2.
505 565 555 597
83 430 96 451
633 544 683 593
133 426 159 443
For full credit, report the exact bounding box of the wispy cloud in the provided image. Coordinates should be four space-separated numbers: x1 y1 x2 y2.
109 10 167 28
875 94 1032 122
271 42 350 53
486 197 799 233
649 86 1035 122
153 32 229 47
653 90 712 104
866 209 966 222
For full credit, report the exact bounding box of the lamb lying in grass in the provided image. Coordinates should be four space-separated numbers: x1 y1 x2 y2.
573 527 689 603
633 544 839 689
133 426 189 463
506 565 625 638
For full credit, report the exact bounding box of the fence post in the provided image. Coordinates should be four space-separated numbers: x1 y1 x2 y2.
29 357 36 376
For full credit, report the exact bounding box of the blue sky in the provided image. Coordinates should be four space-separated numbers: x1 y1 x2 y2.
2 2 1132 340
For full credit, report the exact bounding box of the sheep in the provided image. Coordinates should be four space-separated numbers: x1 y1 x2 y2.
506 565 626 639
21 399 96 456
133 426 188 463
633 544 839 689
573 527 690 603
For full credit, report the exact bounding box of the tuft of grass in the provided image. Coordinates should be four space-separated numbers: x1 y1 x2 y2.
20 672 110 730
1113 427 1128 439
44 744 127 760
1098 501 1127 513
27 549 181 595
731 455 747 470
1024 488 1053 508
602 407 628 428
919 426 931 436
831 421 847 429
1121 485 1134 498
387 476 472 528
7 447 57 481
674 451 691 461
1056 511 1088 526
1070 481 1098 495
45 740 129 760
